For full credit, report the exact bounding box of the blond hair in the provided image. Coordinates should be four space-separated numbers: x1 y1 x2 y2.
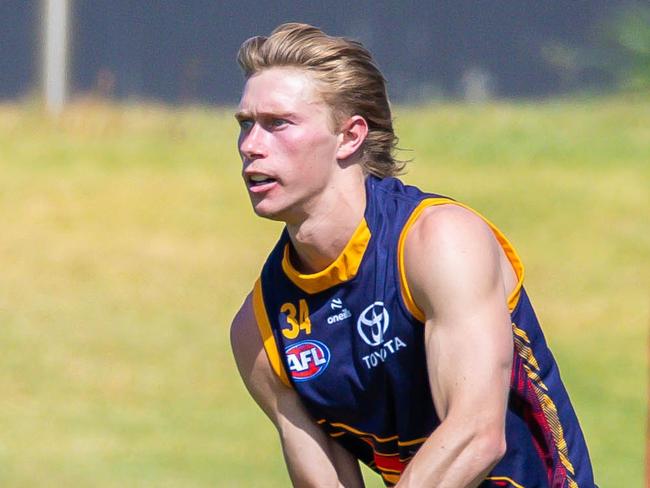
237 23 404 178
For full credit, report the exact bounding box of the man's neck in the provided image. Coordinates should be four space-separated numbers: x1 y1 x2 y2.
286 173 367 274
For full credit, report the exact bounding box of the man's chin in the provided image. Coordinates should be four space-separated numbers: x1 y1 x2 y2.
250 195 306 224
251 202 286 222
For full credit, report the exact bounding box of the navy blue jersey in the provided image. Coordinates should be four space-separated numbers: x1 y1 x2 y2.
252 176 595 487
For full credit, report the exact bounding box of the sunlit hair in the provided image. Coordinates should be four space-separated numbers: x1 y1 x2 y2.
237 23 404 178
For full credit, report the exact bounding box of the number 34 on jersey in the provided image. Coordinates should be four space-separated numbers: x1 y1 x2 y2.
280 299 312 339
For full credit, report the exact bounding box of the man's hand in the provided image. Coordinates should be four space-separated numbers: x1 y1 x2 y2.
397 204 515 487
230 293 365 488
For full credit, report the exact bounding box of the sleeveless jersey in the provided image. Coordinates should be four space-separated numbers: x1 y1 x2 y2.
252 176 595 487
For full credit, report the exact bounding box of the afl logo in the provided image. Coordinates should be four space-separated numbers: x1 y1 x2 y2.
357 301 390 346
285 340 331 382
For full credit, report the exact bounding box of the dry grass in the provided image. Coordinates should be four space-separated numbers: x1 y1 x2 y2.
0 98 647 486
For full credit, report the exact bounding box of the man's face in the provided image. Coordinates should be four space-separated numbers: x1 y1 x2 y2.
236 67 341 223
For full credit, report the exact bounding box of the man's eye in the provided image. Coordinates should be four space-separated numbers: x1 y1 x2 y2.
239 119 253 130
271 119 287 128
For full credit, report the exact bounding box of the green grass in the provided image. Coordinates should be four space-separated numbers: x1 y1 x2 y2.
0 97 647 487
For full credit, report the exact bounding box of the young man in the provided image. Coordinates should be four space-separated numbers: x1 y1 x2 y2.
230 23 596 487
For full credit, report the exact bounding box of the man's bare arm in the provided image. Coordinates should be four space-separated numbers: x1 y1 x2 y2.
396 205 513 488
230 293 364 488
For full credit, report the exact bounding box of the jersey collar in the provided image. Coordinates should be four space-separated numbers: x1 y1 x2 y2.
281 217 371 294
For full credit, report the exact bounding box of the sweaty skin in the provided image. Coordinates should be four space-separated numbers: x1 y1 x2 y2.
231 67 517 487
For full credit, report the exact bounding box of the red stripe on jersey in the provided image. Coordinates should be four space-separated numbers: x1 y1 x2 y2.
373 451 405 473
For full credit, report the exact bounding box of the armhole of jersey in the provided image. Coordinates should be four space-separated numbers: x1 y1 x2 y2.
252 278 292 388
397 197 525 323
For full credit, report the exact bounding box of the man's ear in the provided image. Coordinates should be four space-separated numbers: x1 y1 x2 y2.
336 115 369 160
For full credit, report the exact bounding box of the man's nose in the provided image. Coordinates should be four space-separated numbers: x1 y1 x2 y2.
239 123 266 160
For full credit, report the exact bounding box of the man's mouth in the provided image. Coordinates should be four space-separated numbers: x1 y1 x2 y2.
248 174 277 188
250 174 274 185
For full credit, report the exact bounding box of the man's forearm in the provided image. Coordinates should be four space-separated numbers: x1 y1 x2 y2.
277 412 365 488
395 419 506 488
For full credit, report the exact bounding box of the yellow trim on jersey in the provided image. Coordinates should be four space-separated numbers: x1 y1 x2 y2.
252 278 292 388
325 421 427 447
281 217 371 294
328 422 398 443
381 472 401 485
397 436 428 447
513 321 578 487
485 476 525 488
397 198 525 323
512 324 548 391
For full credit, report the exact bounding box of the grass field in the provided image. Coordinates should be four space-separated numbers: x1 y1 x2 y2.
0 96 647 487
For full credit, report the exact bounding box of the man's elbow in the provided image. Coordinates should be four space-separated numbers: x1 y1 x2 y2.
473 428 507 468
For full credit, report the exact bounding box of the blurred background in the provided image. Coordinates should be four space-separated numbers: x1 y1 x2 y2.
3 0 650 105
0 1 648 487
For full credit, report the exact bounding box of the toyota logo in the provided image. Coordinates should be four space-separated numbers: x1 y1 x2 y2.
357 301 390 346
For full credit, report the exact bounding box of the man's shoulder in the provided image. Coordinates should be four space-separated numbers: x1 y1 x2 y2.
403 203 505 305
402 199 497 258
412 203 492 237
230 292 258 357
